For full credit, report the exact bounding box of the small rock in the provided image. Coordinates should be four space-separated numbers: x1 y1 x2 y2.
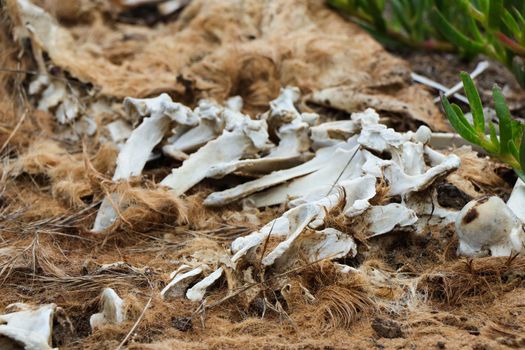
372 318 403 339
437 183 471 210
436 341 446 349
171 316 193 332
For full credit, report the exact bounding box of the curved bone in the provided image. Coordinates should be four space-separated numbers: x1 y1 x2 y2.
160 266 204 299
0 303 56 350
204 140 356 207
186 267 224 302
455 196 525 257
203 89 318 179
250 143 363 208
90 288 125 331
310 120 359 150
382 152 460 196
363 204 417 237
267 227 357 271
163 99 224 157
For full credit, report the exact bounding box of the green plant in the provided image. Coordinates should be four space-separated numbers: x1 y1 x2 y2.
328 0 525 87
441 72 525 181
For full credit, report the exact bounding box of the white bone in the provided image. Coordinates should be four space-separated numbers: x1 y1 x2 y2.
507 178 525 223
160 266 204 299
404 190 457 231
250 143 363 208
225 95 243 112
230 177 374 268
455 196 525 257
310 120 358 150
186 267 224 302
0 303 56 350
202 90 318 179
268 86 301 118
161 118 269 195
106 120 132 145
163 99 224 157
204 140 356 207
158 0 192 15
92 94 197 232
382 152 460 196
230 190 343 266
89 288 125 331
363 204 417 237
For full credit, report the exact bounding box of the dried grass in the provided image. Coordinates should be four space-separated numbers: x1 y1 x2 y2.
419 256 525 306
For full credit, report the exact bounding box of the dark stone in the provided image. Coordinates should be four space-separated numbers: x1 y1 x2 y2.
436 183 471 210
171 316 193 332
372 318 403 339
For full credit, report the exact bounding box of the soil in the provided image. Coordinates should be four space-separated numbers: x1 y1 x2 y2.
402 51 525 117
0 2 525 350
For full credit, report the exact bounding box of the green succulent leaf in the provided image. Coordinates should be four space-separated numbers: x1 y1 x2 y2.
493 84 513 155
441 94 479 144
460 71 485 133
488 121 500 150
518 128 525 172
430 8 484 55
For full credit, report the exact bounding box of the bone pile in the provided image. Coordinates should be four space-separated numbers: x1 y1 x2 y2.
87 87 470 302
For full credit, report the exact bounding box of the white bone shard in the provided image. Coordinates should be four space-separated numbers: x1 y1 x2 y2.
204 140 356 206
310 120 358 150
382 152 460 196
455 196 525 257
507 179 525 223
231 189 343 267
106 120 132 146
268 86 301 119
161 118 269 195
160 266 204 299
225 95 243 112
186 267 224 302
162 99 224 158
0 303 56 350
89 288 125 331
363 204 417 237
404 190 457 231
272 228 357 270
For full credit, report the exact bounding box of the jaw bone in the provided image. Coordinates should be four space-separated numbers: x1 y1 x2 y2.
0 303 57 350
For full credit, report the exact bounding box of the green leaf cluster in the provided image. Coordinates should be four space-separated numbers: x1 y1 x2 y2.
441 72 525 181
328 0 525 87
